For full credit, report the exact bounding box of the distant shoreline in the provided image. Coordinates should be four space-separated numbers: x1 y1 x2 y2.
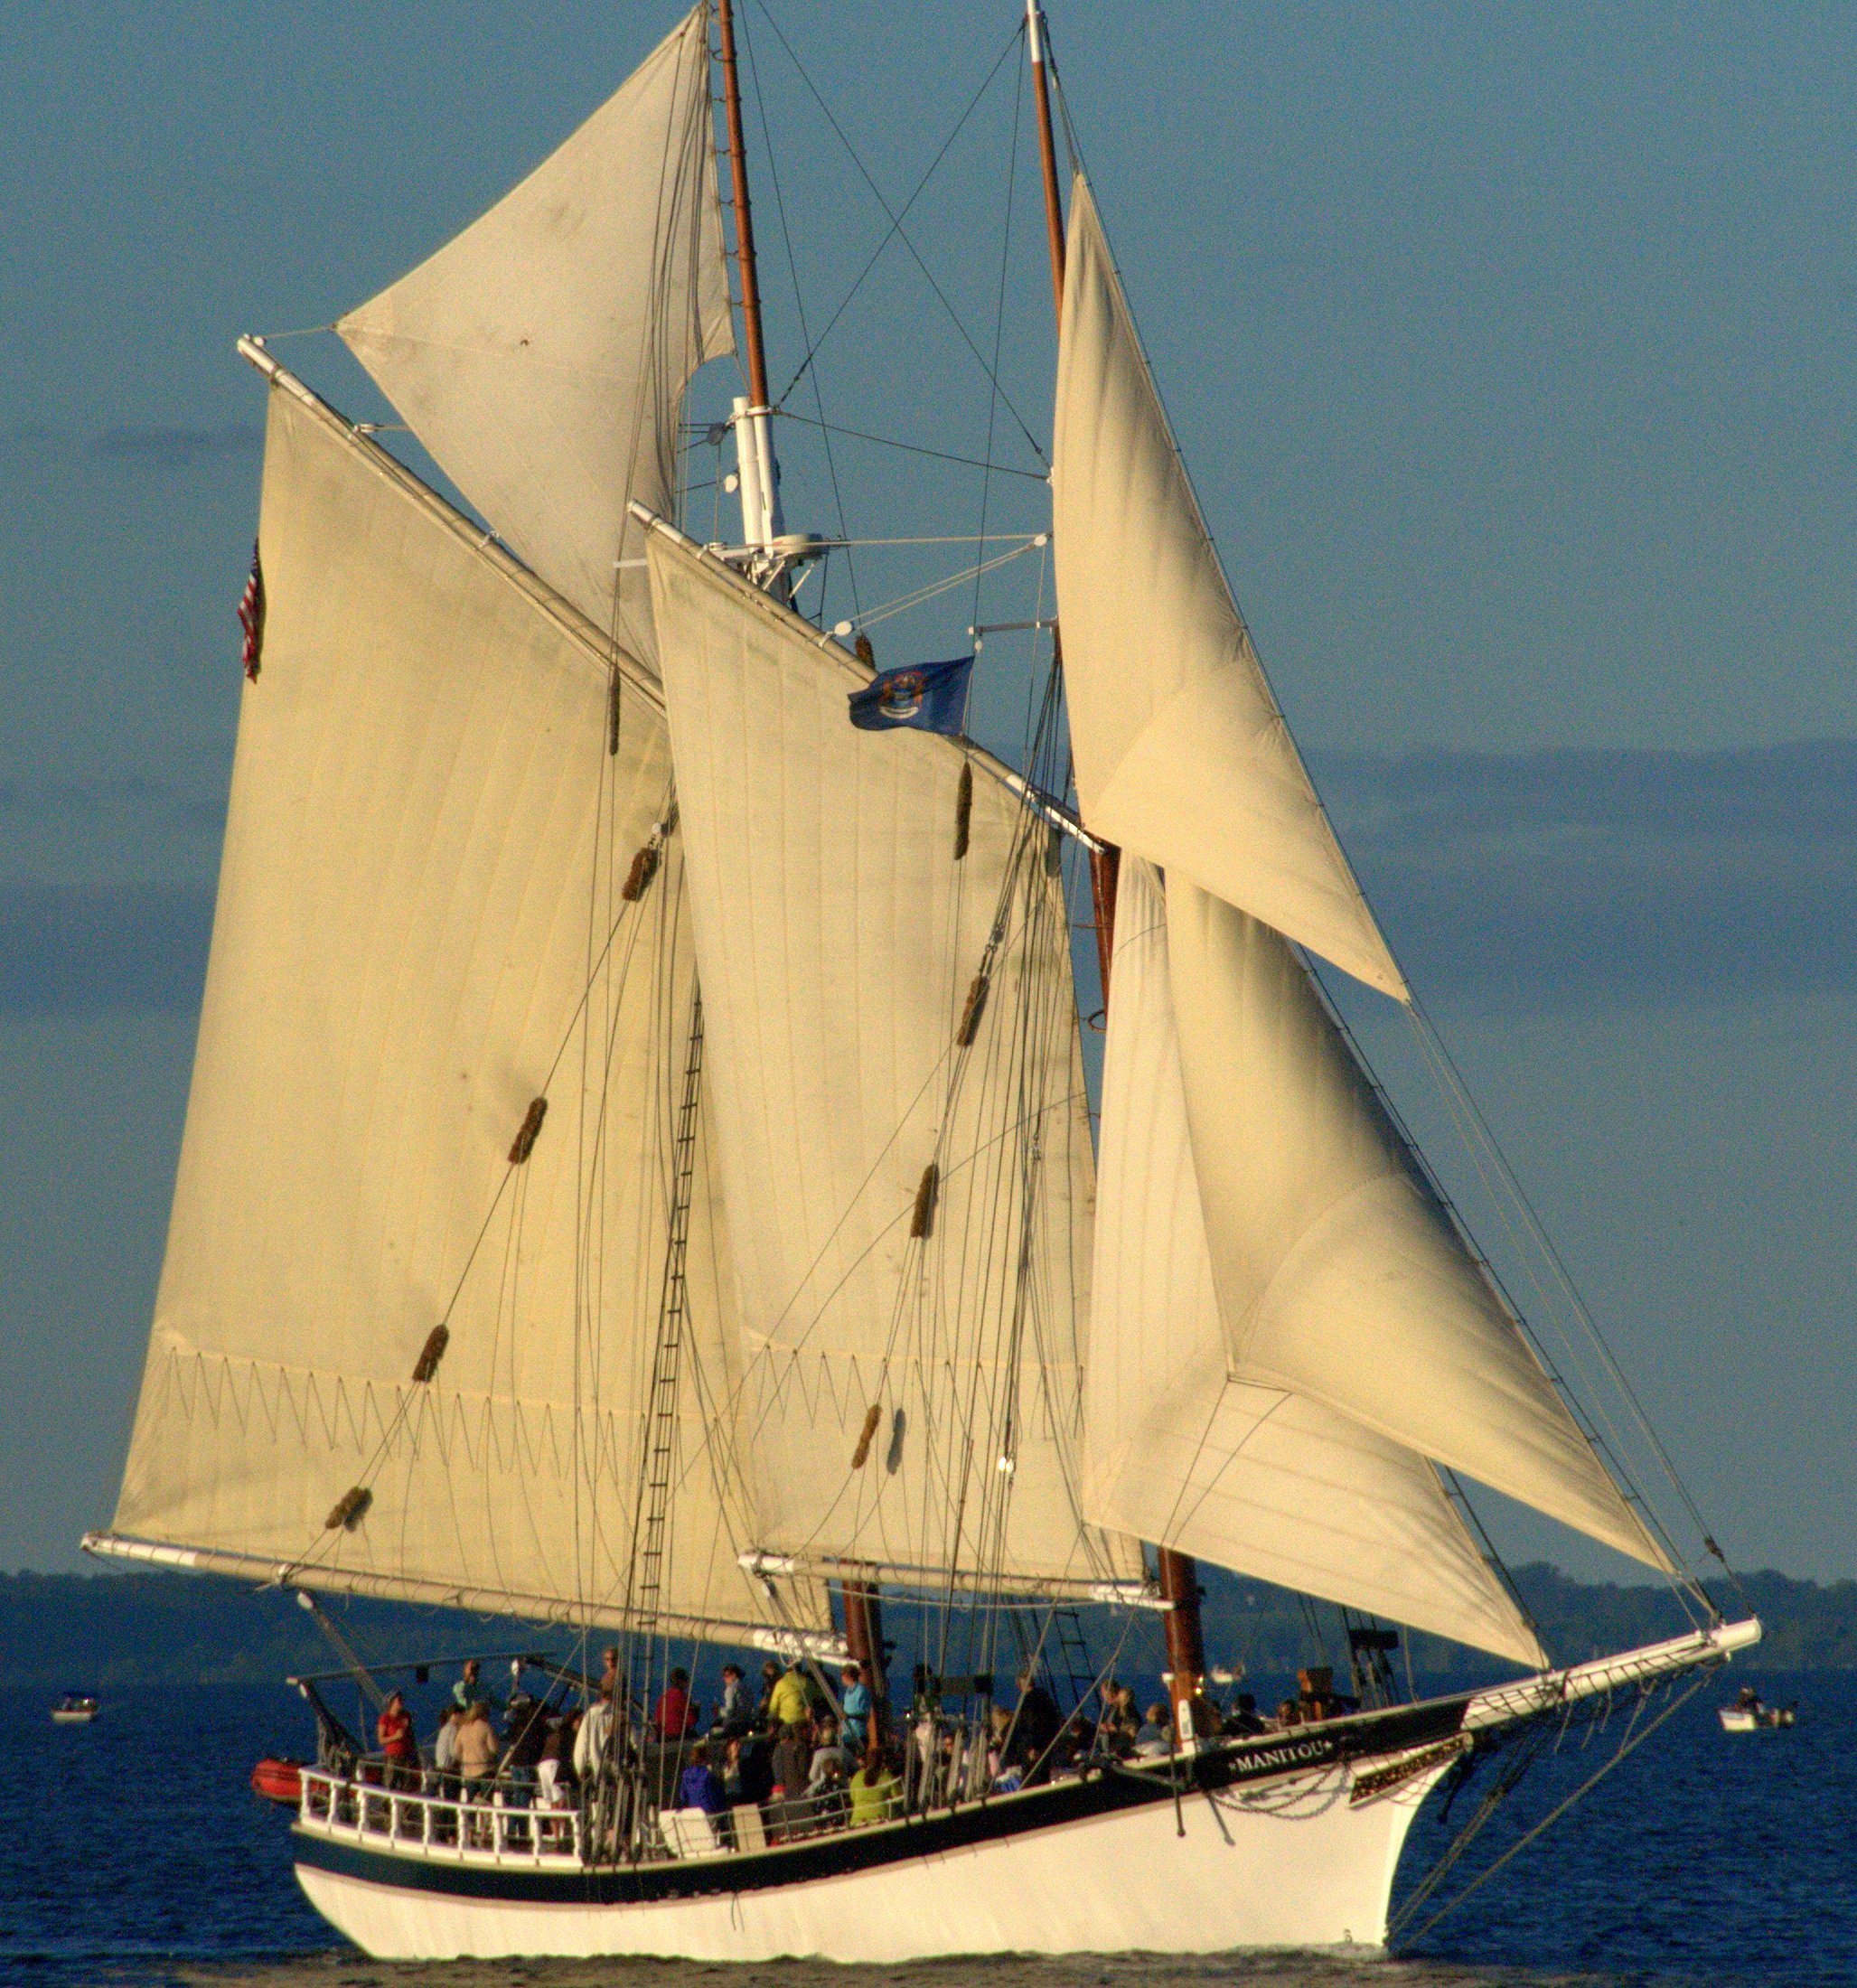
2 1559 1838 1696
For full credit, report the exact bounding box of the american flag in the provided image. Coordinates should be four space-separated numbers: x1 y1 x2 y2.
238 539 266 681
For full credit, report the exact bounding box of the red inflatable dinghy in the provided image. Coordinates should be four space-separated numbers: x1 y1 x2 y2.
251 1758 304 1806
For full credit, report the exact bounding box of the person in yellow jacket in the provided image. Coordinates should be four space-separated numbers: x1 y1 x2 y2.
765 1659 814 1731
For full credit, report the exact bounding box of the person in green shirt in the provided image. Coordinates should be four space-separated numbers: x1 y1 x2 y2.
848 1743 900 1827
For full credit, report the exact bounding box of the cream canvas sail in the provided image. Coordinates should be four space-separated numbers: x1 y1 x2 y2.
646 529 1133 1593
338 5 733 661
1163 873 1671 1570
103 385 823 1646
1087 858 1546 1666
1051 176 1404 1000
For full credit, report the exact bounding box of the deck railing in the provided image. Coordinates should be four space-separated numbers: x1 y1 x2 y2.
295 1764 907 1867
298 1767 586 1866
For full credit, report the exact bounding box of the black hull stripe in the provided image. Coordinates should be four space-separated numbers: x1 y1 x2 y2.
293 1698 1468 1908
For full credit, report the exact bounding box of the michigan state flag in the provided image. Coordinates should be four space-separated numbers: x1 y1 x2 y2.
849 654 974 736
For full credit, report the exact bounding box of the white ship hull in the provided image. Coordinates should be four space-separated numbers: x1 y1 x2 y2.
286 1622 1760 1965
295 1749 1453 1962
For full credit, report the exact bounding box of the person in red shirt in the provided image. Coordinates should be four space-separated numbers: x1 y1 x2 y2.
377 1689 417 1790
653 1666 698 1739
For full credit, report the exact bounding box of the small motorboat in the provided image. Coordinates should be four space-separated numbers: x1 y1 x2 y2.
1720 1691 1795 1731
51 1693 99 1725
251 1757 305 1807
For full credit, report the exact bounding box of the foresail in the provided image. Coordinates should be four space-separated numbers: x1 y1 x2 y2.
645 530 1135 1594
1164 873 1672 1571
1086 858 1546 1667
1051 176 1404 1000
337 5 731 658
109 384 826 1647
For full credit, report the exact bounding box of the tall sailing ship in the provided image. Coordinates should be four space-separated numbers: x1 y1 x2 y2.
89 2 1759 1963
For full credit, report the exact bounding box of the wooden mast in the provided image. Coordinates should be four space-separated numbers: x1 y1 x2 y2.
1028 2 1119 1004
716 0 770 409
1028 0 1210 1743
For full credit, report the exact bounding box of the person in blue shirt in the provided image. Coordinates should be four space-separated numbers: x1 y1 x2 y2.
839 1662 874 1753
676 1740 728 1818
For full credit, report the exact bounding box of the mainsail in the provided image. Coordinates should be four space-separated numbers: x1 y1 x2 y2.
337 5 732 662
1051 175 1404 1001
97 381 824 1647
646 527 1135 1594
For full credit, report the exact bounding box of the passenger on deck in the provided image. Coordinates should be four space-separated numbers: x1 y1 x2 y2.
377 1689 417 1789
770 1721 811 1839
839 1661 874 1750
574 1686 615 1782
766 1658 814 1731
455 1701 498 1786
536 1712 576 1808
1009 1670 1063 1781
503 1690 549 1790
807 1714 848 1796
734 1730 775 1810
713 1662 750 1735
986 1704 1014 1784
432 1702 461 1793
677 1740 729 1818
849 1743 901 1825
1223 1692 1266 1736
452 1657 484 1714
654 1666 698 1739
598 1646 620 1698
1095 1683 1138 1758
1134 1702 1172 1758
755 1659 783 1728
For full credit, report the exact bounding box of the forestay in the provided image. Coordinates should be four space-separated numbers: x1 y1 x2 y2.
105 386 823 1646
646 530 1136 1594
1051 176 1404 1000
338 5 732 663
1086 859 1546 1667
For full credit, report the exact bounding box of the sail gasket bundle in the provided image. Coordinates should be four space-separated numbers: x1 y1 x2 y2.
954 973 989 1047
507 1096 548 1165
410 1324 449 1385
909 1161 940 1239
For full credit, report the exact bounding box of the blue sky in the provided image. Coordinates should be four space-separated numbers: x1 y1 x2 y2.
3 1 1854 1585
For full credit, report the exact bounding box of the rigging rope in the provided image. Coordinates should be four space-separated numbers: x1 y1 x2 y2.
1404 993 1736 1607
774 409 1049 482
970 38 1027 630
856 537 1045 631
735 2 862 622
751 4 1047 464
1391 1672 1711 1952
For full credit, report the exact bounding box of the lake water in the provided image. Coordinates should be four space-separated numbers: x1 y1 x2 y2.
2 1673 1845 1988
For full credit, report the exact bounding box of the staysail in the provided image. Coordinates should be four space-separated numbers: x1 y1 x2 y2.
1163 877 1668 1567
645 527 1136 1594
97 380 825 1647
1085 859 1547 1666
1056 173 1668 1587
1051 175 1404 1000
337 5 732 661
